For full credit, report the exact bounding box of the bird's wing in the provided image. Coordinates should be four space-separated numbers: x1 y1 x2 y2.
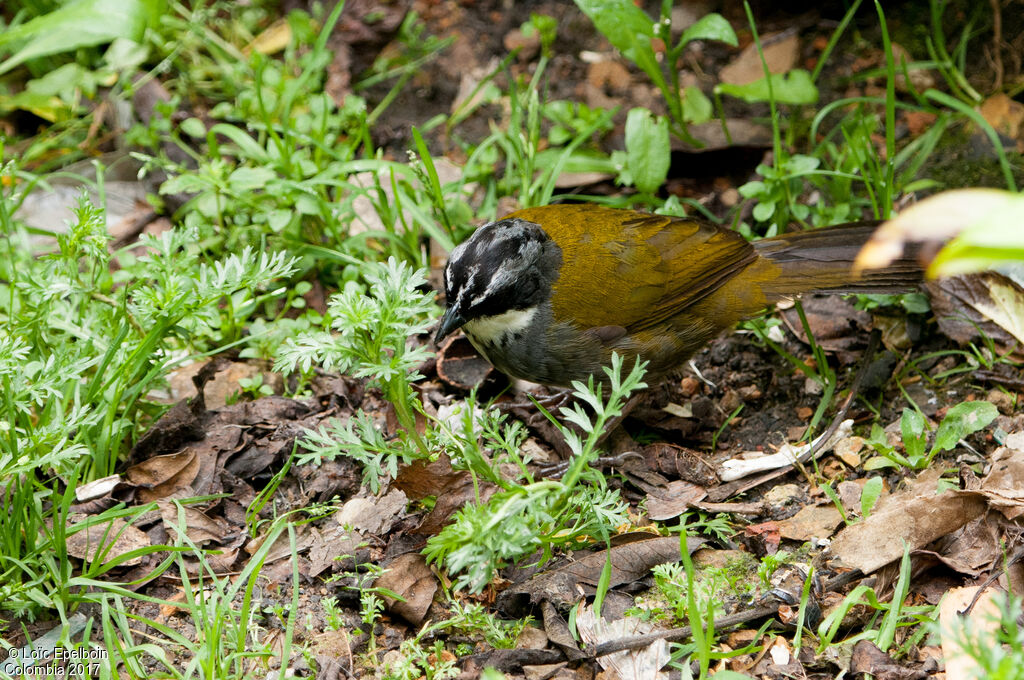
514 206 760 332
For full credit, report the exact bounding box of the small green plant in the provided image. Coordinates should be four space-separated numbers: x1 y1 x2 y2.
934 591 1024 680
322 595 344 632
612 107 671 199
0 186 296 617
652 561 707 624
431 600 530 650
666 511 736 544
573 1 737 144
457 51 616 212
374 599 528 679
277 257 436 467
665 525 765 679
297 411 422 495
0 0 159 114
860 476 885 518
226 373 274 404
756 551 794 590
866 401 998 470
384 638 459 680
327 558 402 660
424 354 644 592
738 155 821 236
432 393 531 486
136 2 457 265
92 516 298 678
816 547 932 653
648 554 756 625
820 482 850 525
823 476 885 525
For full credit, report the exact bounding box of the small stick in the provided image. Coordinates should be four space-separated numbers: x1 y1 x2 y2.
710 330 882 500
588 570 864 658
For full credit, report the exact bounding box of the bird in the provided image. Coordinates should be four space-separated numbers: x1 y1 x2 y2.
435 204 922 387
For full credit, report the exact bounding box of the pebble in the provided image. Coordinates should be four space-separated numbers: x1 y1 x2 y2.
987 388 1015 415
833 436 865 468
803 377 824 396
680 376 701 397
720 389 742 413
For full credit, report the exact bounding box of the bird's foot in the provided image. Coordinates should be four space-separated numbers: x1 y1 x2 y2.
498 387 574 414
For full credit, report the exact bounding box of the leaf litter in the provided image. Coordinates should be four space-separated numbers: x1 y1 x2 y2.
7 0 1024 678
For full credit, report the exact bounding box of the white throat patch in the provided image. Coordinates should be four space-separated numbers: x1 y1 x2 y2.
463 306 538 345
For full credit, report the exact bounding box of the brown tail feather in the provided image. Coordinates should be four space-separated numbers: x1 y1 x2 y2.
753 222 922 299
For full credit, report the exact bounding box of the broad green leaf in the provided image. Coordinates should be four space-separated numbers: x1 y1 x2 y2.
752 201 775 221
785 154 820 175
931 401 998 454
624 108 670 195
901 293 931 314
0 90 65 121
681 85 712 124
900 407 926 460
267 209 292 232
209 124 271 163
737 180 766 198
27 63 99 99
863 456 900 471
179 118 207 139
573 0 654 61
0 0 163 75
228 167 276 192
679 13 737 47
715 69 819 105
160 174 207 195
861 477 884 517
0 62 97 119
103 38 149 71
856 189 1024 277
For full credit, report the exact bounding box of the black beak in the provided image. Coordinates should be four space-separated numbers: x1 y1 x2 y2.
435 305 466 344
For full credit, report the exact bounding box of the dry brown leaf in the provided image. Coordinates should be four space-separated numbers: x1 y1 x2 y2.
855 188 1017 272
720 32 799 85
776 504 843 542
75 474 121 502
65 515 150 566
128 451 201 503
335 489 407 535
927 272 1024 355
575 604 670 680
645 480 707 521
979 93 1024 141
829 490 986 574
375 553 438 626
979 443 1024 519
498 536 704 612
158 502 229 546
939 586 1003 680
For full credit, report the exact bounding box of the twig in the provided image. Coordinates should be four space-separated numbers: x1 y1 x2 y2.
989 0 1003 91
588 569 864 658
708 330 881 501
961 545 1024 616
806 329 881 460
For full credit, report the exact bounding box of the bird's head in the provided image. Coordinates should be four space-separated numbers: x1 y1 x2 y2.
435 216 562 345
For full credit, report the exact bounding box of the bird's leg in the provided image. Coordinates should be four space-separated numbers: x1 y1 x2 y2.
498 386 574 412
532 392 646 477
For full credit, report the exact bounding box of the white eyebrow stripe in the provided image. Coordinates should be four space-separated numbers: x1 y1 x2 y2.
469 259 520 307
455 264 480 308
